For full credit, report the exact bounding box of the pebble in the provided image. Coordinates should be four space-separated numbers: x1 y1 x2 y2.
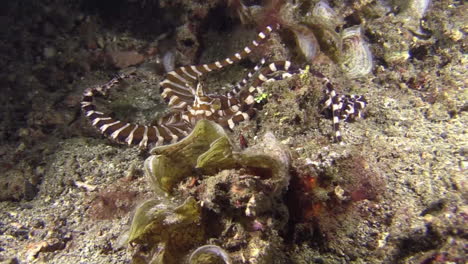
43 47 56 58
108 50 145 69
97 36 105 49
460 161 467 171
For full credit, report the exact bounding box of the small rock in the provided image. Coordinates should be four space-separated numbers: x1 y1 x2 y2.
97 36 105 49
16 142 27 152
43 47 56 58
0 169 38 201
74 181 97 192
108 50 145 69
25 241 48 261
334 185 346 200
32 219 46 229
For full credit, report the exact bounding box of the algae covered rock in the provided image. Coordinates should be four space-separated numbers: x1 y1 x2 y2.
144 120 290 196
128 197 204 264
130 120 292 263
144 119 228 194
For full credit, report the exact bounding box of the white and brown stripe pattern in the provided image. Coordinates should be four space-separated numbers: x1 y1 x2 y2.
82 86 193 148
81 25 280 148
160 25 278 110
81 23 367 148
322 85 367 142
224 57 267 98
227 60 367 142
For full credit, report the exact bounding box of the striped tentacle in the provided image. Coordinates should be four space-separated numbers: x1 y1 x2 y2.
212 58 269 130
183 79 252 131
224 57 267 98
160 25 279 110
215 60 299 130
185 82 244 128
82 21 367 147
81 25 280 148
322 85 367 142
214 59 368 142
244 62 367 142
235 61 367 142
81 77 192 149
339 94 367 121
216 106 256 130
240 60 299 106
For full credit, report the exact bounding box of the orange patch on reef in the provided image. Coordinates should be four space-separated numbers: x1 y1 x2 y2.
302 176 318 191
303 202 323 220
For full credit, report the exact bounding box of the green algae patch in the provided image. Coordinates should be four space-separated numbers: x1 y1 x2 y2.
198 130 291 197
148 120 227 156
196 136 235 174
134 120 292 263
127 199 160 245
128 196 202 244
144 120 228 194
144 120 290 196
128 197 204 264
